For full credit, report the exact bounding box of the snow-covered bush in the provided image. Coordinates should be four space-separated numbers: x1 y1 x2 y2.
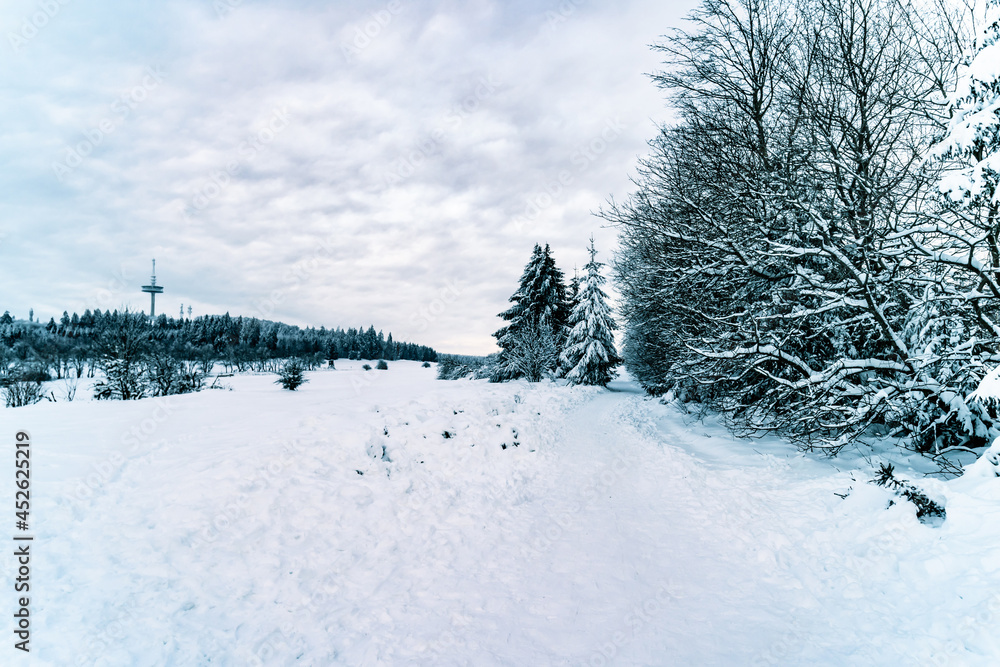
376 359 389 370
436 354 495 380
504 321 558 383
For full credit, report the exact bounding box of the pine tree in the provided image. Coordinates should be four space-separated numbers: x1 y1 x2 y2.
275 359 308 390
494 244 544 379
493 244 570 380
568 266 581 310
534 244 570 335
560 238 621 386
932 1 1000 209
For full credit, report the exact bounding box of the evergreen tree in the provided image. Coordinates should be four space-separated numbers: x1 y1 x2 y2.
559 239 621 386
494 244 544 379
493 244 570 380
93 310 151 400
568 266 581 311
275 359 308 390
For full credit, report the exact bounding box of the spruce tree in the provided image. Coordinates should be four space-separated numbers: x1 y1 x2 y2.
493 244 570 380
568 266 581 311
560 238 621 386
493 244 544 379
275 359 308 390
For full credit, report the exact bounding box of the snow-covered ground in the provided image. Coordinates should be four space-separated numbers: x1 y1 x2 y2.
4 360 1000 665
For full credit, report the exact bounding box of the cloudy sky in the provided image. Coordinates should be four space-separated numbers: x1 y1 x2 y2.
0 0 696 354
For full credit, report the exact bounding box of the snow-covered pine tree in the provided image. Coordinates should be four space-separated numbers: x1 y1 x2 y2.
567 266 581 312
493 244 543 380
560 238 621 386
932 0 1000 210
493 244 570 381
519 244 570 334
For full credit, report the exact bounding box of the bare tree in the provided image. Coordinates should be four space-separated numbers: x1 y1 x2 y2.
609 0 992 454
506 321 559 383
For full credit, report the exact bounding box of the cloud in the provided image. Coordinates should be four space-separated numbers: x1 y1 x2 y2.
0 0 697 354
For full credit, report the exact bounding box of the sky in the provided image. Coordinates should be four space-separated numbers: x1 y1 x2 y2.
0 0 697 355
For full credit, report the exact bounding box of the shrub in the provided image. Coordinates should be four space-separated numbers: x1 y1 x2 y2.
275 359 308 391
376 359 388 370
436 354 492 380
362 364 372 371
871 463 946 524
422 361 431 368
2 377 44 408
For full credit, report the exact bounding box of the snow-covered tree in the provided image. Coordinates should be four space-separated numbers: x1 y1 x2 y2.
93 310 150 400
507 320 559 383
932 0 1000 210
275 359 308 391
605 0 995 453
493 244 569 380
567 266 581 312
560 239 621 386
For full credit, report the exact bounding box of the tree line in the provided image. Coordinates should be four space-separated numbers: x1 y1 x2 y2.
606 0 999 457
0 308 437 404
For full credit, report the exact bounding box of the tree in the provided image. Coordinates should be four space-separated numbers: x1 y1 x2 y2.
607 0 989 453
568 266 581 310
94 310 151 400
932 0 1000 211
560 239 621 386
275 359 308 390
505 320 559 383
493 244 570 380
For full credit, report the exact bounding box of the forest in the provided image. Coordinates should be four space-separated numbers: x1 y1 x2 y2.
606 0 1000 458
0 307 436 404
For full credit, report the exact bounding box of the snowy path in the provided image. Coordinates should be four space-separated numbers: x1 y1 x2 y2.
5 361 1000 665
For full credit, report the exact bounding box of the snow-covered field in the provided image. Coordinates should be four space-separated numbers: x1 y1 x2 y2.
4 360 1000 665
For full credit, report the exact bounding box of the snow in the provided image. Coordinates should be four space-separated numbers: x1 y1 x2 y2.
969 363 1000 406
6 361 1000 664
